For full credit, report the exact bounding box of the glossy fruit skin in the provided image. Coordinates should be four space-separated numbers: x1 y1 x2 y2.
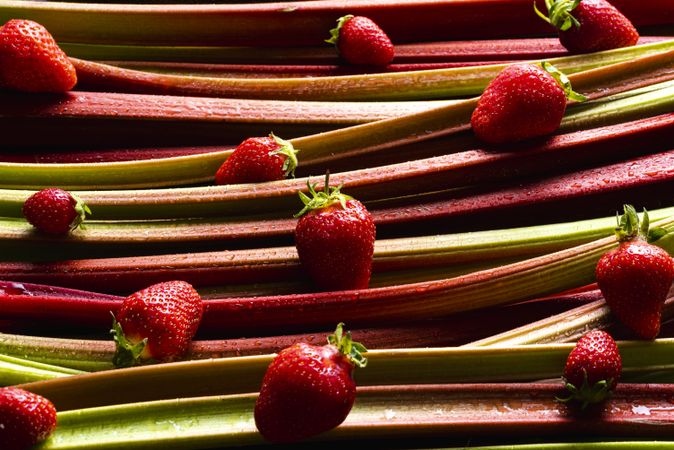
254 342 356 443
559 0 639 53
295 199 376 290
596 239 674 339
22 188 80 235
564 330 622 391
215 136 289 185
471 64 567 144
0 387 57 450
338 16 394 66
117 280 203 362
0 19 77 93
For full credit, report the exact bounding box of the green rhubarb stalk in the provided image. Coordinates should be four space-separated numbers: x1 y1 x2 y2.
19 339 674 411
467 293 674 347
69 42 674 101
0 80 671 207
0 333 115 372
31 385 674 449
0 353 84 386
2 206 673 283
0 0 667 47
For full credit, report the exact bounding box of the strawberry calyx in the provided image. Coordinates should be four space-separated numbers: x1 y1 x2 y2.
327 322 368 368
325 15 354 46
534 0 581 32
268 133 299 178
71 193 92 231
541 61 587 102
614 204 667 243
294 172 353 218
110 313 149 368
557 369 614 409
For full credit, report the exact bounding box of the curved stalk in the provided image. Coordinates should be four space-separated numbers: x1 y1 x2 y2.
0 291 597 370
27 385 674 449
0 354 83 386
2 206 673 289
19 339 674 410
71 41 674 101
2 0 669 47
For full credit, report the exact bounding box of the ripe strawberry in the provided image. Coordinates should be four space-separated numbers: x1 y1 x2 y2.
215 134 298 185
560 330 622 409
535 0 639 53
294 174 376 291
0 387 57 450
254 323 367 443
596 205 674 339
0 19 77 93
111 280 203 367
22 188 91 235
326 15 394 66
471 62 586 144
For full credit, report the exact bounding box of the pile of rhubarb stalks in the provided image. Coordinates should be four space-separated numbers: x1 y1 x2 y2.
2 0 674 449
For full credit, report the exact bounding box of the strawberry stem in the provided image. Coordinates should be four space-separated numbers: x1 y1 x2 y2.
614 204 668 243
558 369 614 409
534 0 582 32
325 15 353 46
327 322 368 368
268 133 299 178
541 61 587 102
71 193 91 231
110 314 147 368
293 172 352 218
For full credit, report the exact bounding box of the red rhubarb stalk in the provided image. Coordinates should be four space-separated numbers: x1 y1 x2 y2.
0 278 599 335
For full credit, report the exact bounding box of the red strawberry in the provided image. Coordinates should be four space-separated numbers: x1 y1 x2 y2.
254 323 367 443
471 62 586 144
326 15 394 66
0 387 57 450
215 134 298 185
0 19 77 93
111 280 203 367
294 174 376 291
22 188 90 235
535 0 639 53
596 205 674 339
560 330 622 408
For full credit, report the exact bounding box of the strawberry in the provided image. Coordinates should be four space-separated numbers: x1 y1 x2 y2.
596 205 674 339
0 387 57 450
215 134 298 185
326 15 394 66
254 323 367 443
294 173 376 291
0 19 77 93
471 62 586 144
535 0 639 54
560 330 622 409
111 280 203 367
22 188 91 235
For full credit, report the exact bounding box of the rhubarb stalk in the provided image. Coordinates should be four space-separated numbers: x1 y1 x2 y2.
27 385 674 449
18 339 674 410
